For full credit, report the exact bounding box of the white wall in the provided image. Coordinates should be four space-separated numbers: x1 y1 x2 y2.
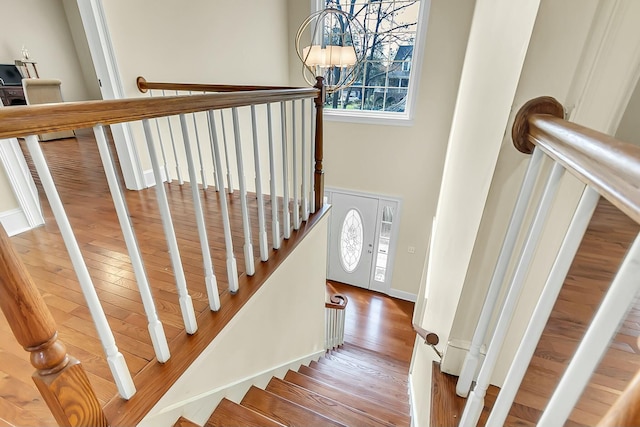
616 78 640 145
443 0 601 383
138 213 329 427
99 0 293 184
288 0 476 297
444 0 640 387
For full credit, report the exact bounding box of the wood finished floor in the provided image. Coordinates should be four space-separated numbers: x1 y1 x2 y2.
431 198 640 427
2 130 639 427
0 129 319 427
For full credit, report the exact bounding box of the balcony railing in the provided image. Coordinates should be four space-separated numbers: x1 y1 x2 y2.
0 78 325 426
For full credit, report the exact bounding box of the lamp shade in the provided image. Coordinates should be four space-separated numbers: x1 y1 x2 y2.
302 45 326 67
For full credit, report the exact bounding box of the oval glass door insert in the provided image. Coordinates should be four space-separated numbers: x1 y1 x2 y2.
340 209 364 272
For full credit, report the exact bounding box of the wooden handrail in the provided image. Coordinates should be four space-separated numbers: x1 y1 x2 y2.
0 88 318 139
0 225 108 427
314 77 325 209
512 96 640 225
325 281 348 310
137 76 298 93
413 323 442 359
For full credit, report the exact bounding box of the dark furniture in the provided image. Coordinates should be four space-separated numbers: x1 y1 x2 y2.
0 64 26 106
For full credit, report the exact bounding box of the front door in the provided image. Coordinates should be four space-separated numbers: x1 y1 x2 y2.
327 192 378 288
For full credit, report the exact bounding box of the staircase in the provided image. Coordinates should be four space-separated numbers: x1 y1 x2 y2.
175 343 412 427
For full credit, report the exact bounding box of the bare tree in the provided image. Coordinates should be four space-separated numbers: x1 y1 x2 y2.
324 0 419 110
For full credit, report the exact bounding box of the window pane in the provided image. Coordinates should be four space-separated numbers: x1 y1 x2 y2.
374 205 395 282
322 0 421 115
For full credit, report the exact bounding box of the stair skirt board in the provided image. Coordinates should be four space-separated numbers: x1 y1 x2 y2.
138 350 325 427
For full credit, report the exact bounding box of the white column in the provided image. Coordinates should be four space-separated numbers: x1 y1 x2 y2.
538 231 640 426
231 107 256 276
179 115 220 311
281 102 291 239
162 90 183 185
459 161 565 427
292 100 300 230
302 99 310 221
267 103 281 250
24 135 136 399
457 148 544 396
142 120 197 334
486 186 600 427
93 125 170 363
207 110 239 292
251 105 269 262
220 110 235 194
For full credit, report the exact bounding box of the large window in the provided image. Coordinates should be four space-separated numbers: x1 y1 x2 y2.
318 0 425 119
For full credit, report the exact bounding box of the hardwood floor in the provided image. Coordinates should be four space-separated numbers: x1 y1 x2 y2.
0 129 326 426
511 198 640 427
328 281 416 365
430 198 640 427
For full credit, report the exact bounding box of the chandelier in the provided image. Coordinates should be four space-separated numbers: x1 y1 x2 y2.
295 4 367 94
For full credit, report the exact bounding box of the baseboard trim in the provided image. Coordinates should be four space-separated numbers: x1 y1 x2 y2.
139 350 325 427
389 288 417 302
0 207 35 236
144 168 168 188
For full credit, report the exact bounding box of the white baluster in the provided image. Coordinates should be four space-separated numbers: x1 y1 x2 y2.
24 135 136 399
302 99 309 221
220 110 234 194
190 107 208 190
325 308 330 349
251 105 269 262
207 110 239 292
486 186 600 427
281 102 291 239
142 119 197 334
459 162 565 427
538 231 640 426
150 90 172 183
231 107 255 276
205 111 221 192
457 148 544 397
310 99 316 214
267 103 281 250
162 90 183 185
93 125 170 363
179 115 220 311
292 100 300 230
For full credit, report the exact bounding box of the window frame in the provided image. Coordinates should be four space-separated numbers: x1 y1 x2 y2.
310 0 431 126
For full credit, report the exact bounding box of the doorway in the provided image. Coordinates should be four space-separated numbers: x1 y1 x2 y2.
326 189 400 295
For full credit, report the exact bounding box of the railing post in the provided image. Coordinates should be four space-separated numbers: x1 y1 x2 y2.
0 225 108 427
313 76 324 210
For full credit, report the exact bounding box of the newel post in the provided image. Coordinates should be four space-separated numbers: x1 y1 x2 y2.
314 76 325 209
0 225 108 427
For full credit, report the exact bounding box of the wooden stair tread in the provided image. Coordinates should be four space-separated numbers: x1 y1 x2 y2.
331 348 409 376
266 377 394 427
240 385 346 427
284 370 410 426
309 360 409 401
321 353 409 386
298 365 410 414
206 398 284 427
174 416 201 427
339 343 410 369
